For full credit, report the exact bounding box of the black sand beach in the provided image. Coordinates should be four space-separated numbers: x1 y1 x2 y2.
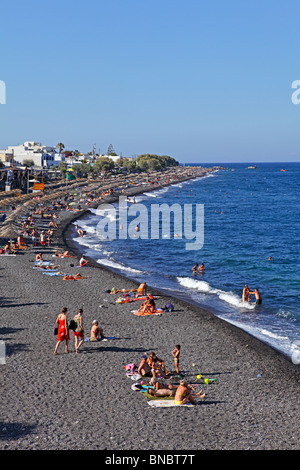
1 170 299 453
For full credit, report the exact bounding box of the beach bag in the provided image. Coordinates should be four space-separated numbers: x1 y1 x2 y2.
54 326 58 335
68 319 76 330
125 363 137 372
164 303 174 312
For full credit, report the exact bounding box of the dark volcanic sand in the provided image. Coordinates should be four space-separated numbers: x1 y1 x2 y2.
0 183 299 452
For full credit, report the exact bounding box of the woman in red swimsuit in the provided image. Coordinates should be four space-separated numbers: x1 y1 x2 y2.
54 307 70 355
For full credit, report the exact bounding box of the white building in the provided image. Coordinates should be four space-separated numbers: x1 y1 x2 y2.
4 141 65 168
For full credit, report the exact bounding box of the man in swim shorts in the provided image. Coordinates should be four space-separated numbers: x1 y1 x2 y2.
250 288 262 304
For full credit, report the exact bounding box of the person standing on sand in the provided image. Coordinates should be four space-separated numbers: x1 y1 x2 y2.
54 307 70 355
172 344 181 376
73 308 84 353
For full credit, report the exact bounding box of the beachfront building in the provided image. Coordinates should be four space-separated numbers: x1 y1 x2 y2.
0 149 14 166
2 142 65 168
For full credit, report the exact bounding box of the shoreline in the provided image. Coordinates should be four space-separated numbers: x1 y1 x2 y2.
1 166 299 451
63 171 295 364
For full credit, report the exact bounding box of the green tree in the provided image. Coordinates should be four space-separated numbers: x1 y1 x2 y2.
93 157 115 172
23 159 35 167
58 161 68 176
57 143 65 153
107 144 117 156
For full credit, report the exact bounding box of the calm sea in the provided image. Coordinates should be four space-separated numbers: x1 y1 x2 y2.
71 162 300 361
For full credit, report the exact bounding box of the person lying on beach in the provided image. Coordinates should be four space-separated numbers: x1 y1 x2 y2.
63 273 89 280
36 264 61 270
107 283 147 295
174 379 205 405
54 251 75 258
89 320 105 341
147 387 176 398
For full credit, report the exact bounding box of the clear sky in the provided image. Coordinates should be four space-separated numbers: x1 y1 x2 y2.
1 0 300 163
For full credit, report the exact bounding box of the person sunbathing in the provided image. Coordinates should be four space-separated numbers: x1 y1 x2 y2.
107 282 147 295
89 320 105 341
136 297 156 316
174 380 205 405
107 287 137 294
36 264 60 270
147 387 176 398
54 251 75 258
63 273 88 280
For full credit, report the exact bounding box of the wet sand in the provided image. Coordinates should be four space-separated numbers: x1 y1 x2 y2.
0 171 299 452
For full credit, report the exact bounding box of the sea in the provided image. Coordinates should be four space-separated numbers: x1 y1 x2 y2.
71 162 300 362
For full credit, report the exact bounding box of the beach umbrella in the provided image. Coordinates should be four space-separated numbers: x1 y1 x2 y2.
0 225 20 238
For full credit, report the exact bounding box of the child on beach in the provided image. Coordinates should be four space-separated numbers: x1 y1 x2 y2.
172 345 181 376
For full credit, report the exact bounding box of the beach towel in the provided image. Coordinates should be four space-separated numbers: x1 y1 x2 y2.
0 254 17 256
83 336 115 342
34 267 58 271
42 271 64 276
147 400 194 408
126 372 141 381
132 309 165 316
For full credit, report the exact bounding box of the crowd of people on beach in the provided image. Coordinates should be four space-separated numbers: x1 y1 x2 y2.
0 167 264 409
54 307 107 355
127 349 206 405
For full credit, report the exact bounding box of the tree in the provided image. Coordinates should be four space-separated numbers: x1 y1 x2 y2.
136 154 178 171
58 162 68 176
107 144 117 156
93 157 115 173
23 159 35 168
57 143 65 153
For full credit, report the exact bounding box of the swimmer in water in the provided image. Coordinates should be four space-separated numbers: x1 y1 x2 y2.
249 288 262 305
242 284 251 303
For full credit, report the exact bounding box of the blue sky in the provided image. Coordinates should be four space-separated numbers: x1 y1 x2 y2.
1 0 300 163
